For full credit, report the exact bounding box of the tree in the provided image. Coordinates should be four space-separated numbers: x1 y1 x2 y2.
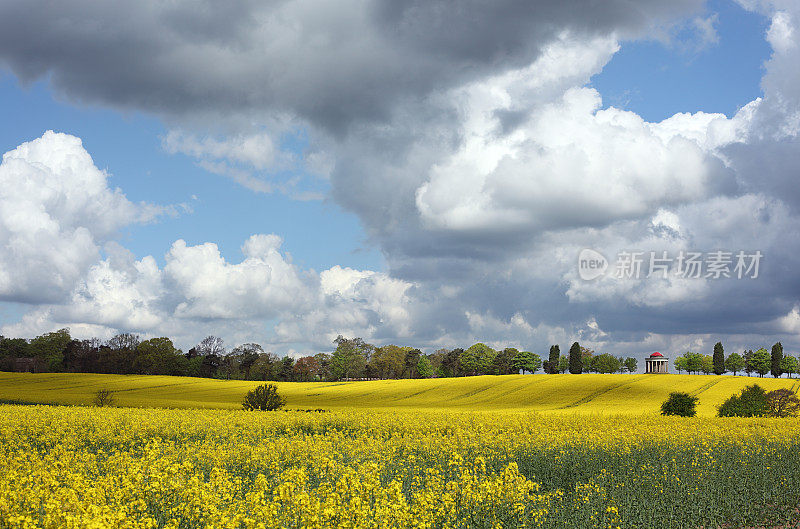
491 348 516 375
717 384 768 417
557 355 569 374
593 353 622 374
568 342 582 374
743 349 753 376
293 356 320 382
580 346 595 373
700 355 714 375
771 342 784 378
135 337 183 375
751 348 771 377
683 352 704 374
765 388 800 418
623 357 638 374
416 355 434 378
330 338 367 380
460 343 496 376
512 350 541 374
547 345 560 374
279 356 295 381
242 383 286 411
712 342 725 375
196 336 225 357
780 356 798 378
108 333 140 352
92 389 115 407
674 356 688 374
370 345 408 379
440 348 463 378
232 343 263 380
29 328 71 371
661 392 698 417
724 352 745 376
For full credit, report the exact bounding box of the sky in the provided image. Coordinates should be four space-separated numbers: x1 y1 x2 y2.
1 0 799 363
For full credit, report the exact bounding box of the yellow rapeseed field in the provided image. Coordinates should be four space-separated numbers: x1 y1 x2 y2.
4 373 800 527
2 372 799 416
2 405 800 528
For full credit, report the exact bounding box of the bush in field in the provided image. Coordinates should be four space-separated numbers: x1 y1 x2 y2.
765 388 800 418
660 392 698 417
717 384 768 417
92 389 115 407
242 383 286 411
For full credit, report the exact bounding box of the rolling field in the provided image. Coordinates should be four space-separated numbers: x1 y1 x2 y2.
4 372 800 527
2 371 799 416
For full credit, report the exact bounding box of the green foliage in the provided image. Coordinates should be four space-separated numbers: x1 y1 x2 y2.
547 345 560 374
557 355 568 374
92 389 115 407
416 355 434 379
779 356 798 378
660 392 698 417
751 348 771 377
765 388 800 418
681 352 704 374
29 328 71 371
512 351 541 374
674 356 688 374
491 348 516 375
717 384 768 417
460 343 496 376
242 383 286 411
592 353 622 374
568 342 582 374
330 337 368 380
623 357 638 374
724 352 745 376
712 342 725 375
771 342 783 378
700 355 714 375
134 337 184 376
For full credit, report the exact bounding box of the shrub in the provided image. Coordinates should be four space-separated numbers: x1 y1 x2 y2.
242 383 286 411
765 388 800 418
660 392 698 417
717 384 767 417
92 389 115 407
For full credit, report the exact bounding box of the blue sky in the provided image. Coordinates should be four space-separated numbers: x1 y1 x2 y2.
1 0 799 359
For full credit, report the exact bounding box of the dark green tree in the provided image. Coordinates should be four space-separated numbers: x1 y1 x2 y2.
568 342 582 374
660 392 698 417
717 384 768 417
743 349 753 376
712 342 725 375
771 342 784 378
491 348 516 375
547 345 560 374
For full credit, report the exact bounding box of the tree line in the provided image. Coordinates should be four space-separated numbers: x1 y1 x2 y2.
0 330 637 381
673 341 799 377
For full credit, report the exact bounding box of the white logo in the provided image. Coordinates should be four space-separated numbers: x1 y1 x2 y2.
578 248 608 280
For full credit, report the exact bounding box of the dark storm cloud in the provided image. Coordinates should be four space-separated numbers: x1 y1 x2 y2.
0 0 703 134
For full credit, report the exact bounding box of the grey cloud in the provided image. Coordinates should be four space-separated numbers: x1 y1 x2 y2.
0 0 703 134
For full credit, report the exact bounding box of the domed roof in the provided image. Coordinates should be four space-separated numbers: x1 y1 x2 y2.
649 352 664 357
